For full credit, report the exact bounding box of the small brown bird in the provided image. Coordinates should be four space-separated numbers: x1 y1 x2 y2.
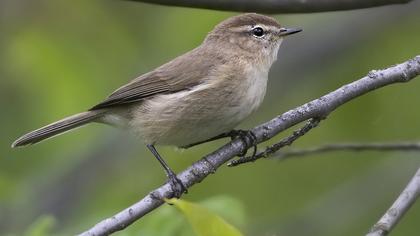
12 13 301 196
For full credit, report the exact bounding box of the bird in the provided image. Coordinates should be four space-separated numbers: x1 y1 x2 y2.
12 13 301 197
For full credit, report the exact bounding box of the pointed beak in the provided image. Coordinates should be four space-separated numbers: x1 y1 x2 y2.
278 27 302 37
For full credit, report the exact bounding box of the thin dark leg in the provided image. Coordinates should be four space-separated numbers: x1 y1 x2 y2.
180 132 233 149
181 129 258 160
181 129 258 155
147 144 187 198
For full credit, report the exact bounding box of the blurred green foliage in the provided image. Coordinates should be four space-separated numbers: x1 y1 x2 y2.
1 0 420 235
23 215 56 236
165 197 244 236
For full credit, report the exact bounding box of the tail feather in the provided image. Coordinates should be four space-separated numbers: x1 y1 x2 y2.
12 111 103 147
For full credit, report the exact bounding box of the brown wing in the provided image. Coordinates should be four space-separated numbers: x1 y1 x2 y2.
90 46 213 110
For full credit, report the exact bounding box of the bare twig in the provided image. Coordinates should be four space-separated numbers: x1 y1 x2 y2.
79 56 420 236
366 167 420 236
228 117 322 166
125 0 413 13
269 142 420 161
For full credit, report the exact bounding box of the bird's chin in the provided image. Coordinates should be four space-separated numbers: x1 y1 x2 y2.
275 38 283 52
267 40 282 65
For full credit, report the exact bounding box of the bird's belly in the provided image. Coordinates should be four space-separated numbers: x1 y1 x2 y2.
127 75 267 147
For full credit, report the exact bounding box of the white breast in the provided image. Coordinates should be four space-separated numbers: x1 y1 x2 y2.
227 66 268 124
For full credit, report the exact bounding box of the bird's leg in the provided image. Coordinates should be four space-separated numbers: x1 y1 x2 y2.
146 144 187 198
180 132 234 149
181 130 258 158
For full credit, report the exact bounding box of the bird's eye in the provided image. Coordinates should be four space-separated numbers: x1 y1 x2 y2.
252 27 264 37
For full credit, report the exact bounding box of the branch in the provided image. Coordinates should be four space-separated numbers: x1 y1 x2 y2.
366 167 420 236
228 118 322 166
231 141 420 165
79 56 420 236
271 142 420 160
125 0 413 13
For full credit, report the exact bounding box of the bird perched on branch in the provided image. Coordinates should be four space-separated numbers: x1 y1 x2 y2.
12 13 301 197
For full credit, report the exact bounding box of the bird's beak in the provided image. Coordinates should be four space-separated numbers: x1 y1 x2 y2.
278 27 302 37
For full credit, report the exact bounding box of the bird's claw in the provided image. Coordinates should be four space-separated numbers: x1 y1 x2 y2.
167 172 188 198
228 130 258 158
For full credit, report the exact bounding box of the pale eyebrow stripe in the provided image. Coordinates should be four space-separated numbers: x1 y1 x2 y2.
230 25 253 33
230 24 278 33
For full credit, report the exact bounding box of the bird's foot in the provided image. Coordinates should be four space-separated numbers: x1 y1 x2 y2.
228 129 258 158
167 171 188 199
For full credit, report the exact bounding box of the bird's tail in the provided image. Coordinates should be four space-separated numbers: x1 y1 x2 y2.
12 111 104 147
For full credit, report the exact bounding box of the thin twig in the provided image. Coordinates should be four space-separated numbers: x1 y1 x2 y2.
270 142 420 160
228 117 321 166
366 167 420 236
125 0 413 14
79 56 420 236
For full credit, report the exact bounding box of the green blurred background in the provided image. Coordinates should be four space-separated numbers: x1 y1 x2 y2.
1 0 420 235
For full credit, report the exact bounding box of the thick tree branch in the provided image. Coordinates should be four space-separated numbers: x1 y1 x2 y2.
126 0 413 13
366 167 420 236
79 56 420 236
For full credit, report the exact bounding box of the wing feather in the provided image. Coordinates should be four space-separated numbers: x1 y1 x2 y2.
90 46 213 110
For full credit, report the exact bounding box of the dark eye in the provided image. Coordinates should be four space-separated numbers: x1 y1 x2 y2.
252 27 264 37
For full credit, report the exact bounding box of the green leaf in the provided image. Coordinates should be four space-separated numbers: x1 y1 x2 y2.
24 215 56 236
166 198 244 236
